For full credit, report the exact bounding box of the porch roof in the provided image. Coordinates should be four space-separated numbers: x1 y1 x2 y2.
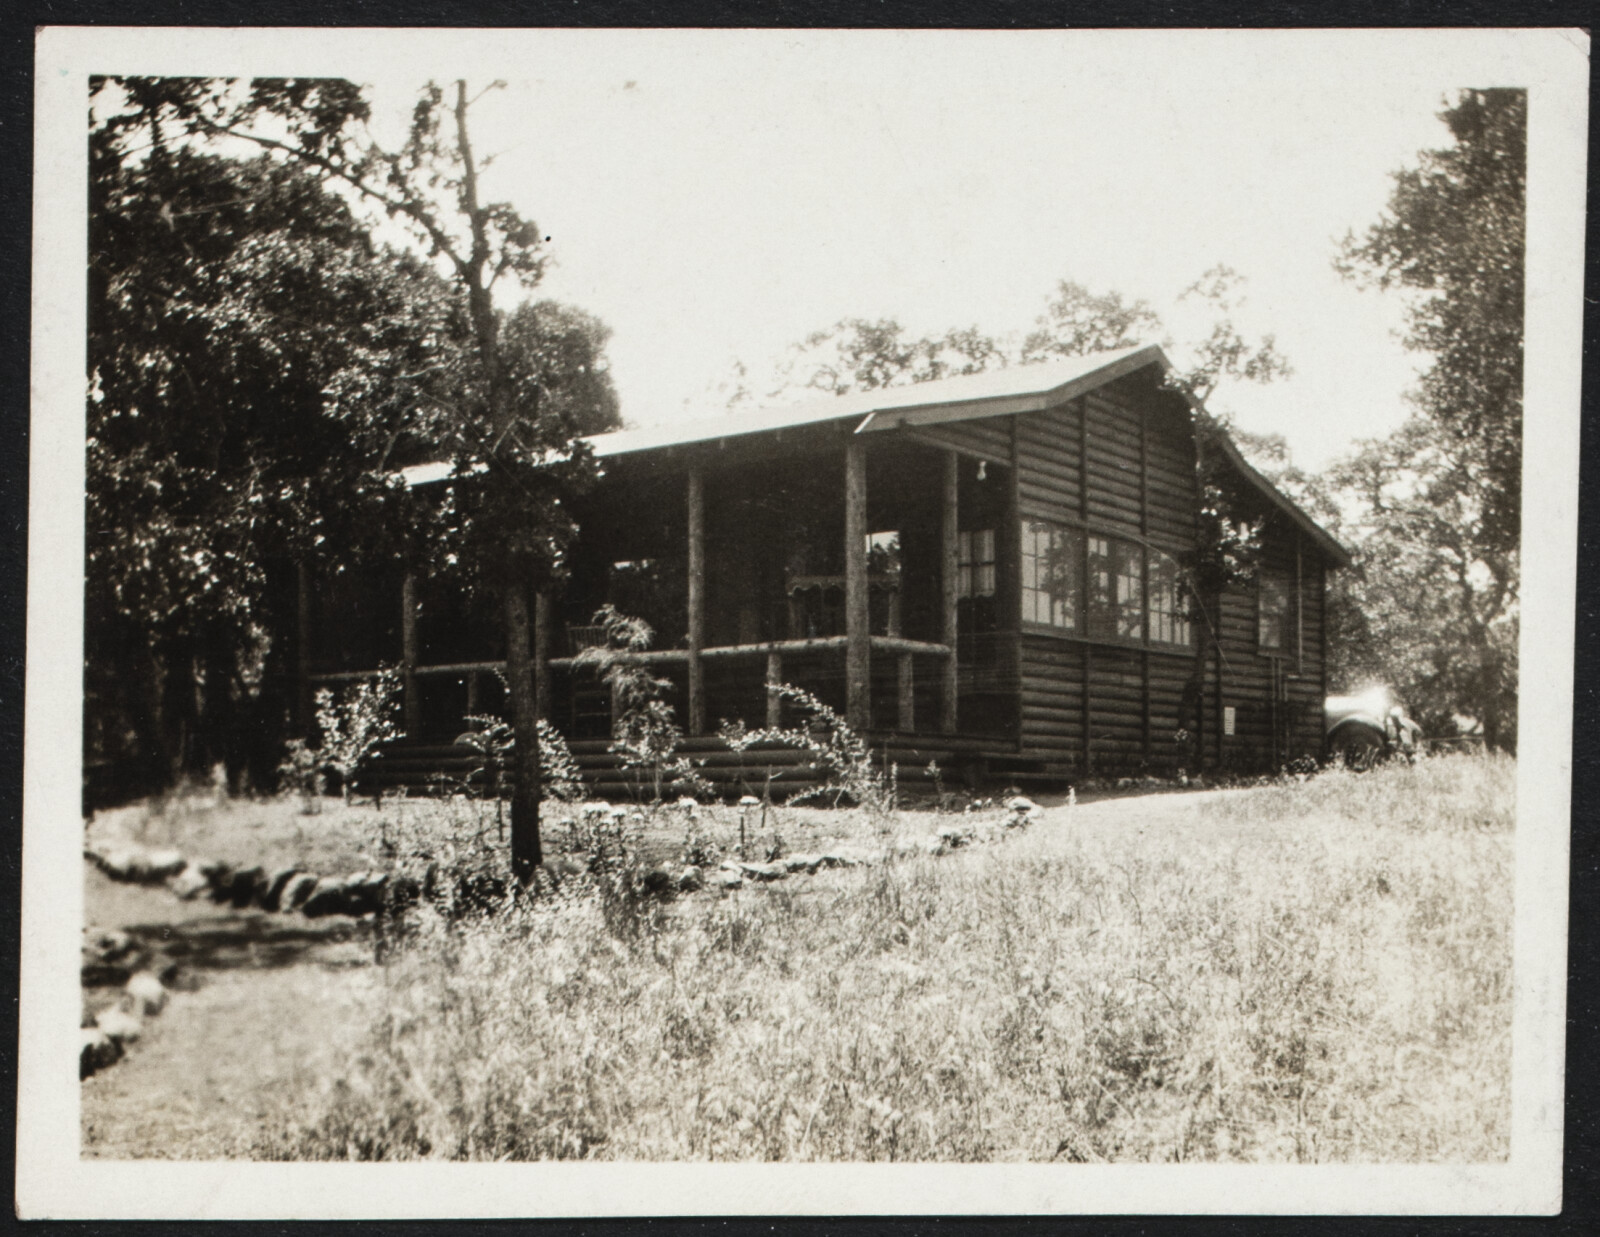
583 344 1160 458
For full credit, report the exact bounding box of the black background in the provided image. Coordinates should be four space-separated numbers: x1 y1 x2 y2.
0 2 1593 1233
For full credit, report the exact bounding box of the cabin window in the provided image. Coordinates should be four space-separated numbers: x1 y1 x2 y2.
958 529 997 599
1088 535 1144 641
1258 571 1290 650
1148 550 1192 648
1021 521 1081 629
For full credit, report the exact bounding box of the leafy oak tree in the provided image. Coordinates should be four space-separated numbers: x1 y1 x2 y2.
91 79 620 869
1332 88 1524 749
88 83 457 794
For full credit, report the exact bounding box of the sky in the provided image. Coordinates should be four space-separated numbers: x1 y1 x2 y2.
305 32 1549 469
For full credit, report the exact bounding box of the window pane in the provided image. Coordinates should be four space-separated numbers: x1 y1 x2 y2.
1259 573 1288 649
1020 520 1080 629
1114 541 1143 639
1148 550 1191 648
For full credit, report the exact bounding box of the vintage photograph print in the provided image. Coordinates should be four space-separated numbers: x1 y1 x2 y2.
19 25 1586 1219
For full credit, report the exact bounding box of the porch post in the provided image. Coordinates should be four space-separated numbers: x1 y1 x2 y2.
766 650 783 728
296 558 313 737
401 569 421 737
844 439 870 732
897 654 915 733
534 587 552 721
686 468 707 735
940 449 959 735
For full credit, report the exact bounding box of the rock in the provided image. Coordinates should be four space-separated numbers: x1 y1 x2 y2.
641 864 678 896
739 861 788 882
229 865 267 908
261 867 300 911
1005 796 1039 814
783 854 822 874
819 849 866 868
205 862 237 902
300 876 349 918
84 928 135 963
343 872 390 916
86 844 138 881
80 1028 121 1078
279 872 319 912
125 971 167 1016
714 870 744 890
87 843 188 883
937 826 971 848
95 1006 142 1045
168 864 210 900
81 929 137 986
143 848 187 880
677 865 705 892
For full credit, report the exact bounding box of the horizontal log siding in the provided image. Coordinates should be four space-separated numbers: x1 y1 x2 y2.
1084 392 1145 534
1144 406 1198 552
1010 379 1207 777
1016 404 1082 516
1213 518 1328 772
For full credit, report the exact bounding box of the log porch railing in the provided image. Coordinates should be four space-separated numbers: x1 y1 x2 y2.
307 441 968 741
309 635 952 735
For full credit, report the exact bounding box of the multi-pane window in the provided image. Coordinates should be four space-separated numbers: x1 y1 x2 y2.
1088 535 1144 641
1020 520 1193 649
1148 551 1192 647
1258 571 1290 650
1021 521 1082 629
958 529 997 598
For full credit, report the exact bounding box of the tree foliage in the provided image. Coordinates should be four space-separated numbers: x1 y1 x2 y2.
87 77 621 840
757 265 1286 415
1336 88 1524 555
1330 89 1524 749
88 85 452 790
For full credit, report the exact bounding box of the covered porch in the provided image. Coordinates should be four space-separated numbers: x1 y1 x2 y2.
545 424 1017 745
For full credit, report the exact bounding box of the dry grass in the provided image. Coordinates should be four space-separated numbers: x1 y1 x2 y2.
243 753 1512 1163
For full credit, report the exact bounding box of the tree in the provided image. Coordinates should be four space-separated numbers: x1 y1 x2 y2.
94 78 618 870
768 317 1006 398
760 268 1286 415
1324 416 1518 747
1330 89 1525 749
88 84 454 792
1336 88 1524 557
201 78 605 876
1019 280 1160 363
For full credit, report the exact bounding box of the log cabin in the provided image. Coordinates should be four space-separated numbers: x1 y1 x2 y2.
308 344 1349 796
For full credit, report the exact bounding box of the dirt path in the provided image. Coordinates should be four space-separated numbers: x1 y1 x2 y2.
82 869 381 1159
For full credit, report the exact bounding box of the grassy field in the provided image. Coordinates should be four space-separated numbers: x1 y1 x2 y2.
84 754 1514 1163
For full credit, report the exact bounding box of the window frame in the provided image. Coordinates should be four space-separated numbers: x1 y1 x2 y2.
958 527 998 600
1257 569 1292 653
1018 516 1194 651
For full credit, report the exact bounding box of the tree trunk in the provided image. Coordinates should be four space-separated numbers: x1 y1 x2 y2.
504 565 542 878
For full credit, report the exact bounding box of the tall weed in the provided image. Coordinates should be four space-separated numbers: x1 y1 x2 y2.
260 754 1513 1163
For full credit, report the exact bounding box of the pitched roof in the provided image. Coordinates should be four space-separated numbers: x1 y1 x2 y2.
583 343 1350 567
584 344 1158 458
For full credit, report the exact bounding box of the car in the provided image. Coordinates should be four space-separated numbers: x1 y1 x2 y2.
1324 686 1421 769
